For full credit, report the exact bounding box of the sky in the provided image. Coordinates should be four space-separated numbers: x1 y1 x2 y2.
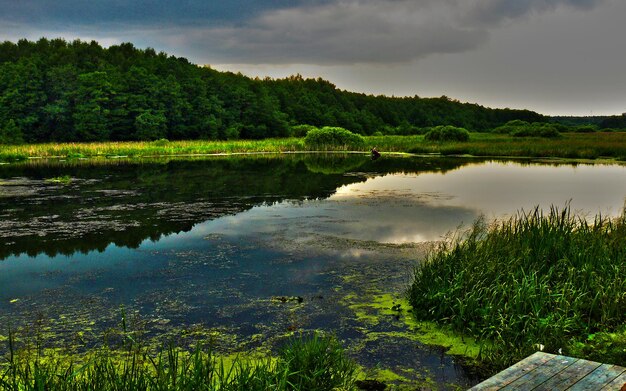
1 0 625 116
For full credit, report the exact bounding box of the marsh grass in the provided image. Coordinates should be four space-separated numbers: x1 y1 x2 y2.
405 132 626 159
409 206 626 370
4 132 626 163
0 330 357 390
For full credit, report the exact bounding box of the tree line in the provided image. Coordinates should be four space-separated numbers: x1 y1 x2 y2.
0 38 555 143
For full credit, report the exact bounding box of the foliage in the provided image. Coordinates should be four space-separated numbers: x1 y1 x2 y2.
569 125 597 133
493 120 561 138
289 124 319 138
0 38 548 143
599 114 626 130
303 127 365 150
4 132 626 163
0 120 24 144
278 334 358 391
0 331 358 390
409 206 626 369
568 328 626 365
134 110 167 141
424 125 470 142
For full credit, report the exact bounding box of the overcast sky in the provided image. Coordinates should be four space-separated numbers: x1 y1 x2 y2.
1 0 625 116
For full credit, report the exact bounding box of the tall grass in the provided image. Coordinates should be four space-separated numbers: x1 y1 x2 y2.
4 132 626 163
409 206 626 369
0 331 357 390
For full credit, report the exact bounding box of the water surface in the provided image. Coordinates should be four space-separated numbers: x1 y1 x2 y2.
2 155 626 389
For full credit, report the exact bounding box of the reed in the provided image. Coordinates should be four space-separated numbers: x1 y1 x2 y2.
409 206 626 369
0 331 357 390
3 132 626 163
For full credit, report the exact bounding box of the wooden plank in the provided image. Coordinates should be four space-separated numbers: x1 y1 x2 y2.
601 370 626 390
499 355 577 390
569 364 626 391
469 352 556 390
532 358 602 391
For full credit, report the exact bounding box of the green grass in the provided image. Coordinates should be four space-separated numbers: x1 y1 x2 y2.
408 206 626 371
403 132 626 159
0 331 358 390
3 132 626 163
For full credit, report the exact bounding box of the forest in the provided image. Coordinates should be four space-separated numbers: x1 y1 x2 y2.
0 38 558 144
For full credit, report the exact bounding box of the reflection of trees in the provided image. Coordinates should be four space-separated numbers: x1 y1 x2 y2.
0 155 471 260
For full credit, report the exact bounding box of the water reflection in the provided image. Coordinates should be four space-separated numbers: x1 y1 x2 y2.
0 155 464 260
194 161 626 246
2 155 626 389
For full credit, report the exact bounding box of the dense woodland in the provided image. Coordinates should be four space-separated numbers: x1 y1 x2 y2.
0 38 622 144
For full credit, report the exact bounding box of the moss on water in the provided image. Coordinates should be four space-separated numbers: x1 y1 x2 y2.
343 292 483 359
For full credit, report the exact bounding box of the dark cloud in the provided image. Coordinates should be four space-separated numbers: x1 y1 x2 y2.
0 0 610 64
185 0 609 64
462 0 606 24
0 0 332 27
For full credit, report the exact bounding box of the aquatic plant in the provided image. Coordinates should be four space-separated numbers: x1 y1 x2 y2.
409 206 626 369
0 330 358 390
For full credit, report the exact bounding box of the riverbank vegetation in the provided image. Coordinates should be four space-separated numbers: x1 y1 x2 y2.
3 132 626 163
0 331 358 390
409 206 626 371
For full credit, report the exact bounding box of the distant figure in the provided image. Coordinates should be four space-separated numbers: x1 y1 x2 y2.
371 147 381 160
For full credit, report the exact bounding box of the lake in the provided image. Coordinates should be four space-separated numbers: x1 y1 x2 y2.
1 154 626 389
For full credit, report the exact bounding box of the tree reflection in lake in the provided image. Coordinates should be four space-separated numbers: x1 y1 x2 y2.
2 154 626 389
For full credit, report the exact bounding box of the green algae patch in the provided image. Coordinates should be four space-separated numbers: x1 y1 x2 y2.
343 291 483 359
46 175 72 184
356 366 438 390
410 321 483 358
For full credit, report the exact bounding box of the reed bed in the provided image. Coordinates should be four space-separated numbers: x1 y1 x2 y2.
409 206 626 369
406 132 626 159
0 332 357 391
3 133 626 163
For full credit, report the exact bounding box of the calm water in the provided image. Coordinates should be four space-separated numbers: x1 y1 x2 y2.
1 155 626 389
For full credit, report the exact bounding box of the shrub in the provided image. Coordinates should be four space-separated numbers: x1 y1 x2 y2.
571 125 597 133
493 121 561 138
303 126 365 150
424 126 470 142
151 138 170 146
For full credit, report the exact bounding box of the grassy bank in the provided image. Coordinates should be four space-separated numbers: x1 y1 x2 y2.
3 133 626 163
409 206 626 371
0 332 358 390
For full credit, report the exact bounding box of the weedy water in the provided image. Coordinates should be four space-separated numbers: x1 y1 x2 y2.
409 206 626 370
0 329 358 391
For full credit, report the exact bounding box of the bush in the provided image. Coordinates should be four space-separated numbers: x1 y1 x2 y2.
151 138 170 146
424 126 470 142
303 126 365 150
493 121 561 138
571 125 597 133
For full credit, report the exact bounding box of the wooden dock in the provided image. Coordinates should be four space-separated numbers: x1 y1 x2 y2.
470 352 626 390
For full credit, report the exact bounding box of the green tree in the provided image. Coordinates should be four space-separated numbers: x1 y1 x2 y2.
134 110 167 140
73 71 113 141
0 119 24 144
